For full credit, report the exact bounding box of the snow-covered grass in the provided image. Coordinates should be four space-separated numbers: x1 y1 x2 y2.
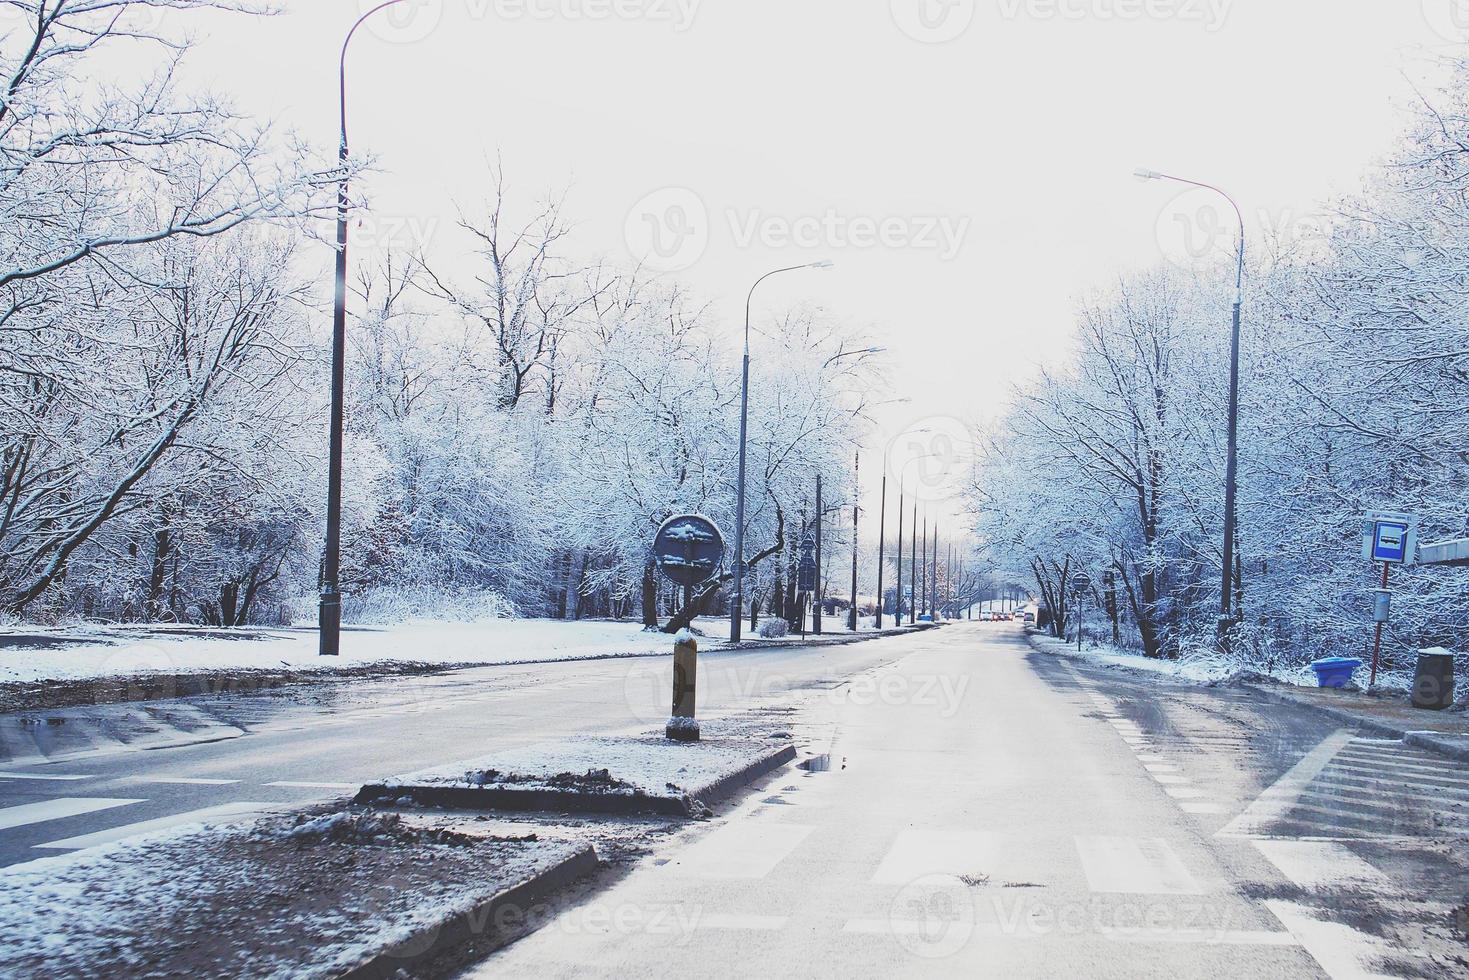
1027 629 1421 692
0 613 915 688
0 618 683 685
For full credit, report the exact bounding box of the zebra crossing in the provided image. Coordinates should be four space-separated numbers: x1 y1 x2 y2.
0 671 583 768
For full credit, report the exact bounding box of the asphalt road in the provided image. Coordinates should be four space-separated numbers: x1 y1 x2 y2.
469 624 1469 979
0 633 914 869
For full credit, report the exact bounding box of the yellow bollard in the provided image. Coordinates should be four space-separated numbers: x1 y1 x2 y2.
665 630 699 742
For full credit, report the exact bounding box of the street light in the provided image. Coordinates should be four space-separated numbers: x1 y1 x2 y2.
1135 167 1245 641
886 448 938 629
320 0 411 657
729 259 835 643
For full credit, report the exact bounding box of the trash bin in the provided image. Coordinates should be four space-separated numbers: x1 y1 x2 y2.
1309 657 1362 689
1412 648 1457 710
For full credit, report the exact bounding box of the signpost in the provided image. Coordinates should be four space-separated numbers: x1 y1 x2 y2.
1360 511 1418 688
652 515 725 742
1071 571 1092 653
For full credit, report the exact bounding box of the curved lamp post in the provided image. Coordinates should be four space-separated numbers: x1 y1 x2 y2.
320 1 411 656
1135 168 1245 641
729 259 834 642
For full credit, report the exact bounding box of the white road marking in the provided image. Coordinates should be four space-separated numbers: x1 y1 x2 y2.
0 797 143 830
1098 925 1299 946
1217 729 1355 837
1152 774 1192 785
130 776 240 785
667 822 813 879
265 781 356 790
1266 900 1400 979
1074 836 1204 894
0 771 93 781
1179 802 1227 815
33 801 276 850
1165 787 1208 799
695 914 788 930
1254 840 1392 892
1144 764 1180 773
870 829 999 884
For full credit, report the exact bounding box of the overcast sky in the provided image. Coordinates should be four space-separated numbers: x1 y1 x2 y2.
168 0 1467 526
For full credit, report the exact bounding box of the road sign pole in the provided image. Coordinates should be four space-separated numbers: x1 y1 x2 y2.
1370 561 1389 688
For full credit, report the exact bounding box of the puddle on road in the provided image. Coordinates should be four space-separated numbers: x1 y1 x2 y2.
798 753 845 772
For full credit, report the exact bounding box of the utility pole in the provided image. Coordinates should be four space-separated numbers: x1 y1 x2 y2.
919 506 927 621
930 522 939 618
875 461 887 629
814 473 823 635
894 483 904 628
849 452 859 631
910 499 918 625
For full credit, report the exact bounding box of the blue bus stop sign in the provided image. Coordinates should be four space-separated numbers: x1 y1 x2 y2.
653 515 726 587
1361 511 1417 565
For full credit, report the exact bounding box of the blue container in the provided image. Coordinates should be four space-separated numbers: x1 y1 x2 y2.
1309 657 1363 688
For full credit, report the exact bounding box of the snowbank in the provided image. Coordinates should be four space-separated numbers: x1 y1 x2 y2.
0 619 683 685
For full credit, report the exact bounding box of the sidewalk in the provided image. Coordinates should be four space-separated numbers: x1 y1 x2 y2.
1025 630 1469 762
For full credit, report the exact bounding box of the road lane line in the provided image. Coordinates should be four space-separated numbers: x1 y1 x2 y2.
32 801 276 850
666 823 813 880
870 829 999 884
1097 925 1299 946
130 777 240 785
1216 729 1354 837
0 797 143 830
0 772 94 781
1253 840 1393 892
265 781 356 790
1075 836 1204 894
1265 900 1400 979
694 914 788 930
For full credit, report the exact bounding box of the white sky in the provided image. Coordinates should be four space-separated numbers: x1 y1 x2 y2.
173 0 1466 530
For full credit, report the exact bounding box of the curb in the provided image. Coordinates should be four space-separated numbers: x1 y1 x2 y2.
3 626 926 714
334 842 601 980
1245 685 1469 763
1024 630 1469 764
355 743 798 818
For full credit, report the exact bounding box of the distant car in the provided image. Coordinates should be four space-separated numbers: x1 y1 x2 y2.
1023 612 1036 624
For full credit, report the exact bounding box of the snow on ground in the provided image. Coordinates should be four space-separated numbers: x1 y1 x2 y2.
0 614 910 687
0 619 687 685
393 727 792 799
1027 630 1418 692
0 805 587 979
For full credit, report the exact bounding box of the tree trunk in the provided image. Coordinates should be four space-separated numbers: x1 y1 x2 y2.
641 559 658 629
